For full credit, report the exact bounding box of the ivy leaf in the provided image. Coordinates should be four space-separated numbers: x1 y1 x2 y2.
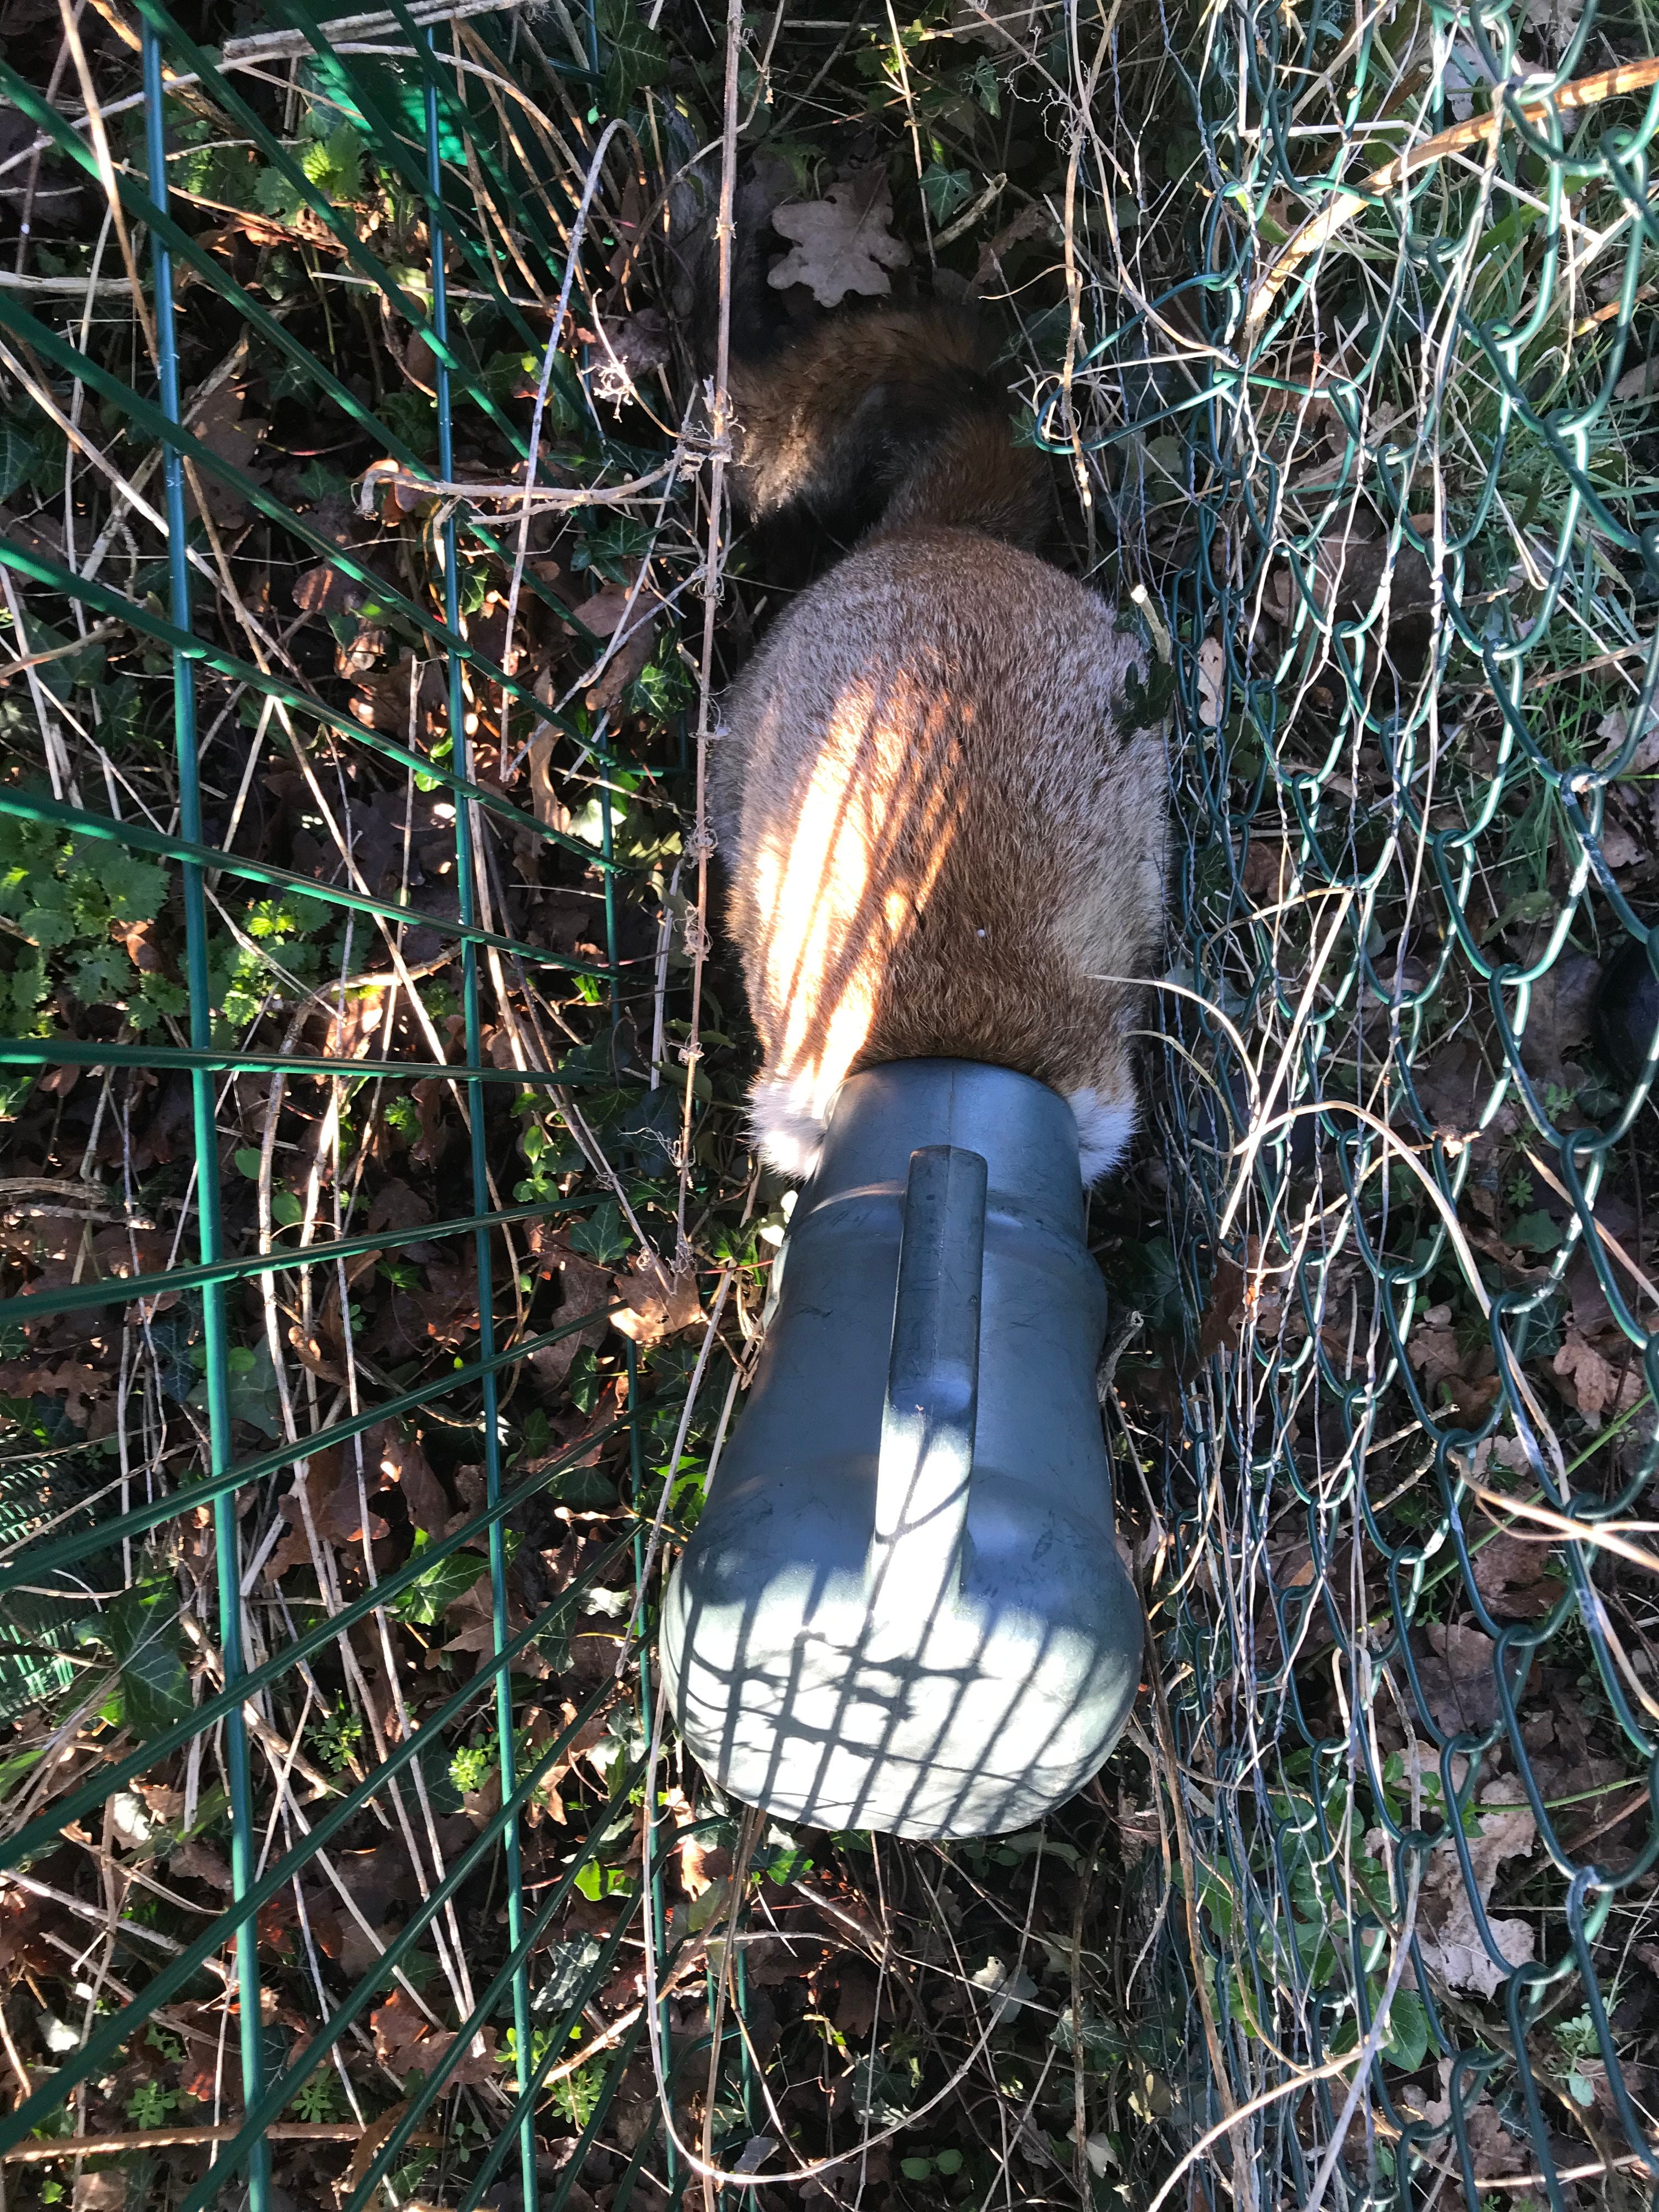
597 0 669 111
225 1338 282 1435
569 1201 629 1265
77 1567 192 1743
849 2050 913 2127
965 54 1001 115
0 415 42 503
531 1935 605 2016
574 1860 634 1901
920 163 973 224
388 1529 488 1627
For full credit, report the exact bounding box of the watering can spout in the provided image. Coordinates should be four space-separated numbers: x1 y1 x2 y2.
870 1144 987 1624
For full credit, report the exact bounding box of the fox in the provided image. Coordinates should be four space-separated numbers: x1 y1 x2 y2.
706 285 1167 1184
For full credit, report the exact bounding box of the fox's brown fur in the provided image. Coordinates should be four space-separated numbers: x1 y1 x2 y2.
712 303 1166 1182
726 309 1052 557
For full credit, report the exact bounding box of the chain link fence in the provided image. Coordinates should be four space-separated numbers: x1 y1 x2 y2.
1077 0 1659 2203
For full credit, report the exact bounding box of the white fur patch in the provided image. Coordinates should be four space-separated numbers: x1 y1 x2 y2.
753 1074 1136 1186
748 1077 827 1181
1067 1087 1135 1183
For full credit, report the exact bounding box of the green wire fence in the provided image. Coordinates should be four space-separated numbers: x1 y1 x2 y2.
1 3 708 2205
1078 0 1659 2203
7 0 1659 2207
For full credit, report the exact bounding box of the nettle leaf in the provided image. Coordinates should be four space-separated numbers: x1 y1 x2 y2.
299 125 365 204
22 906 75 952
70 946 131 1004
77 1567 193 1742
256 124 366 223
1382 1988 1430 2073
82 842 167 923
1509 1209 1564 1254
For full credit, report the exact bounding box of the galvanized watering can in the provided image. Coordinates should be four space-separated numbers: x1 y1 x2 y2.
660 1059 1142 1838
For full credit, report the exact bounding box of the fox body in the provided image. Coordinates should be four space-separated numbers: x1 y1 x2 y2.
709 306 1166 1182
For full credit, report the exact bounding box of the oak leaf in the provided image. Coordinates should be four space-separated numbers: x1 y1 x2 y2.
610 1252 701 1345
1414 1782 1537 1999
768 167 912 307
372 1989 500 2086
1553 1328 1643 1428
368 1420 449 1537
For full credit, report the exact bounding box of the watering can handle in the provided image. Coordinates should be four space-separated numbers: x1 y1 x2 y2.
870 1144 988 1622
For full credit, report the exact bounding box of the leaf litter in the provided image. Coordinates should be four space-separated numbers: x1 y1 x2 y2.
3 0 1658 2201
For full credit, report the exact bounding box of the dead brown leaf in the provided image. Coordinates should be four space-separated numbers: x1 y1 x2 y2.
273 1445 390 1571
568 580 662 713
1406 1304 1462 1390
972 200 1058 288
323 987 386 1059
74 2174 127 2209
366 1178 432 1235
1552 1328 1643 1428
340 2100 409 2204
833 1963 879 2040
183 382 268 529
1595 704 1659 777
610 1251 701 1345
768 167 912 307
115 916 163 974
529 1243 614 1393
167 1838 233 1889
1414 1621 1500 1736
371 1986 431 2072
1413 1782 1537 1999
1411 1034 1520 1143
1417 2062 1534 2177
292 563 364 618
412 1255 479 1348
408 1078 448 1169
1470 1528 1563 1621
351 656 445 736
1520 1705 1626 1813
1 1360 116 1437
1195 1254 1246 1359
1519 951 1600 1088
368 1420 448 1536
1405 1305 1499 1419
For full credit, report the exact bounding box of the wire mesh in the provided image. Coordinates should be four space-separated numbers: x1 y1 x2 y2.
1073 0 1659 2204
0 5 708 2204
7 0 1659 2208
